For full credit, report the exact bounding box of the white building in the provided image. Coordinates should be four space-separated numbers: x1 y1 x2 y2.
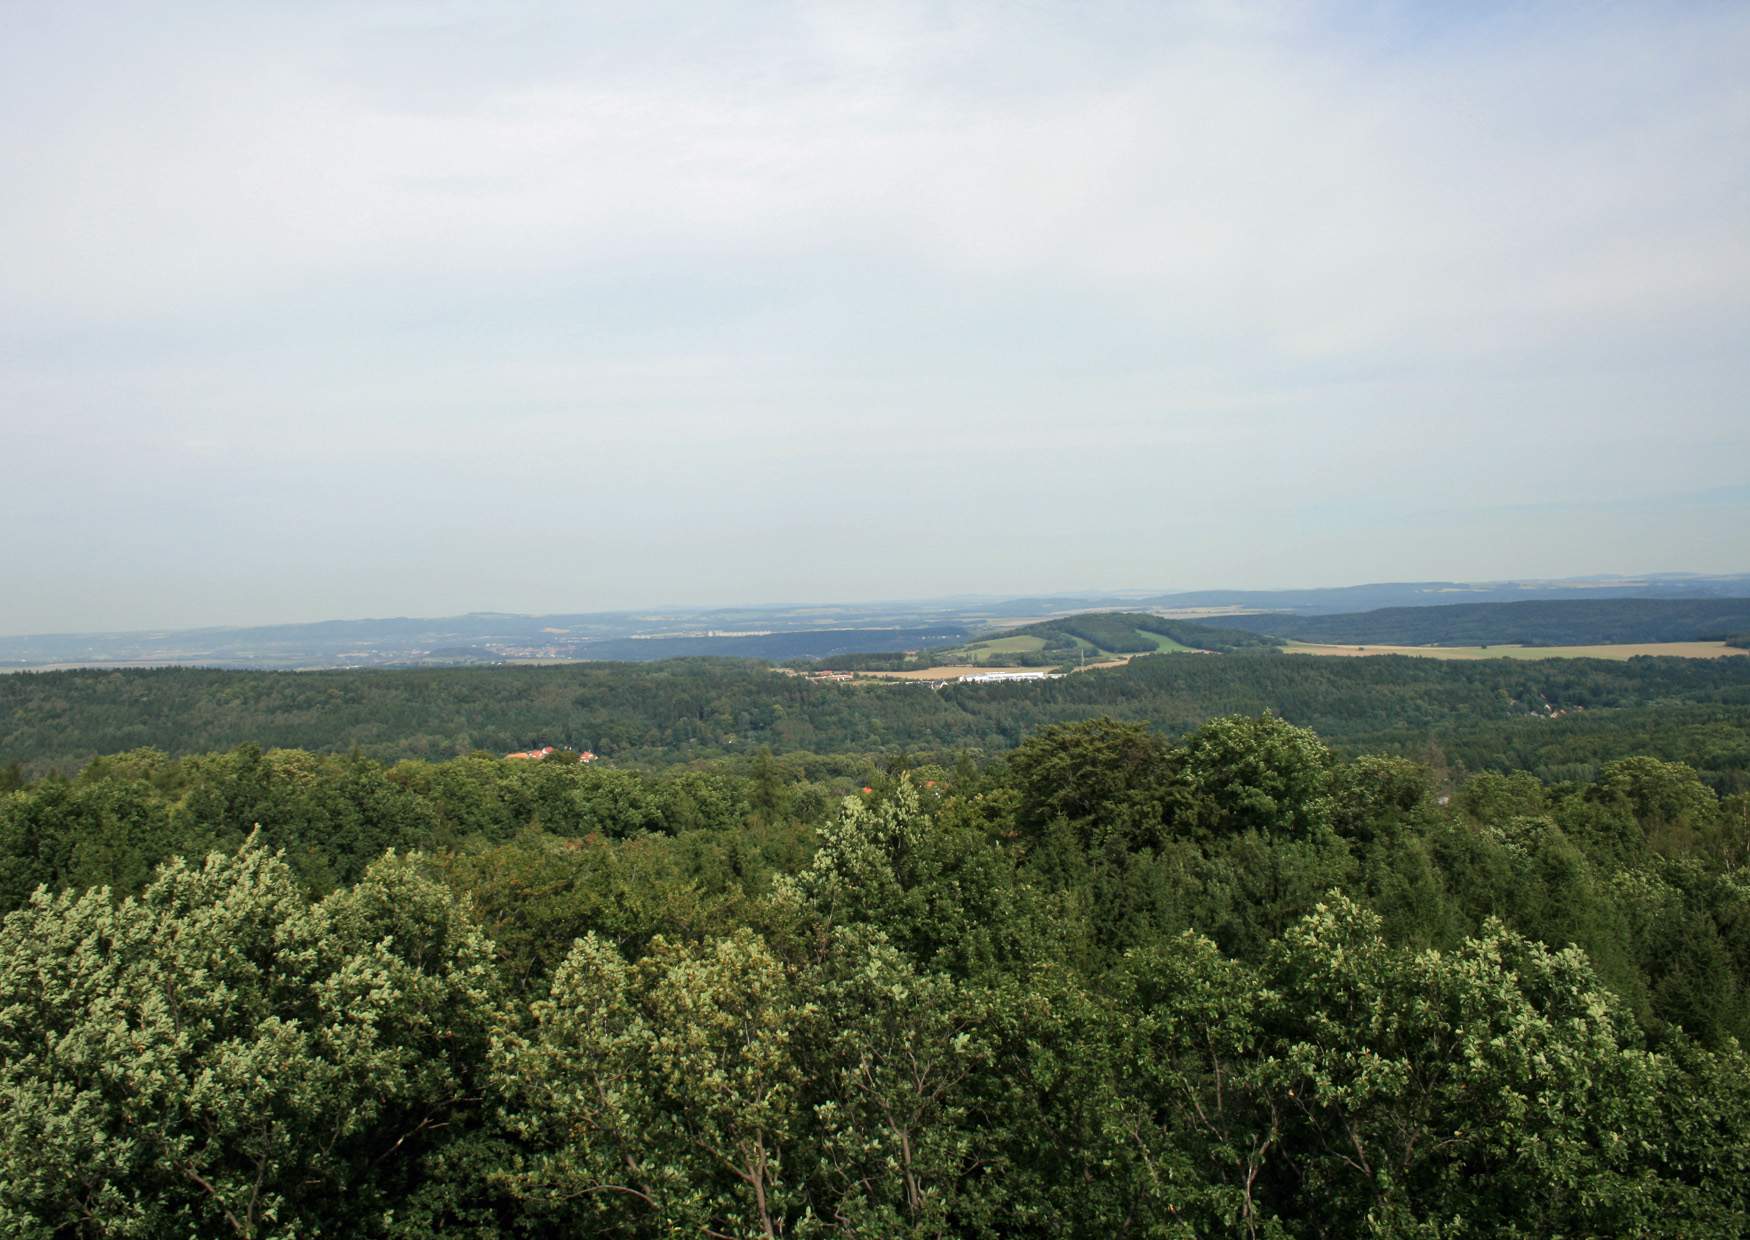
957 670 1063 683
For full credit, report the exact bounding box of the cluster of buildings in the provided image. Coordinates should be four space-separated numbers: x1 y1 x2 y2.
956 670 1063 683
505 746 598 762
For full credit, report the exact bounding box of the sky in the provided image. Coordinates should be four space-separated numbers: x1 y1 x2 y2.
3 1 1748 635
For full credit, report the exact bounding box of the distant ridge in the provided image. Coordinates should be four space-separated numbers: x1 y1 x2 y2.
1140 573 1750 617
4 574 1748 671
1213 597 1750 647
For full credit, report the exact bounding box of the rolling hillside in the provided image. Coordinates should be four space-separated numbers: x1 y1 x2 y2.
945 612 1280 666
1214 598 1750 647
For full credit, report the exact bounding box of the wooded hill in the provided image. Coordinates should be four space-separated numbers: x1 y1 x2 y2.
1216 596 1750 646
842 611 1281 670
4 715 1750 1235
1001 610 1280 655
7 650 1750 791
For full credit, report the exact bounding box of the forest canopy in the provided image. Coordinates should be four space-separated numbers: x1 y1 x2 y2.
4 712 1750 1236
6 650 1750 791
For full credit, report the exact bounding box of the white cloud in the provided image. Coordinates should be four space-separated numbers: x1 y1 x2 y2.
7 4 1746 347
1 2 1746 629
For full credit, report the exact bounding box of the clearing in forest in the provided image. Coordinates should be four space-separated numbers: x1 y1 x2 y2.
959 634 1048 662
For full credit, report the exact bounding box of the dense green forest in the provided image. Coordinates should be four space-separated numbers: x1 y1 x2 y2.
1217 596 1750 646
4 714 1750 1236
7 652 1750 790
7 654 1750 1235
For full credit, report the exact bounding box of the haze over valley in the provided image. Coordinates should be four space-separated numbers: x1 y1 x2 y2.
7 571 1750 671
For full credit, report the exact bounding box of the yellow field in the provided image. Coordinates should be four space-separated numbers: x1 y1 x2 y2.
1283 641 1748 661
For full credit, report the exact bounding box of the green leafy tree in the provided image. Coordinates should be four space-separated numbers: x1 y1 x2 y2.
496 929 811 1238
0 839 503 1238
1330 755 1432 842
778 778 1064 977
1594 755 1719 857
1110 931 1279 1237
804 928 992 1236
1263 894 1667 1235
1008 718 1173 848
1174 714 1335 841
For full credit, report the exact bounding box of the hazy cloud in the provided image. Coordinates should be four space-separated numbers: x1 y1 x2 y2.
2 2 1747 631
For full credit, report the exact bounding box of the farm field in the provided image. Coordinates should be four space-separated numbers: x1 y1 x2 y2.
1139 630 1196 653
856 664 1007 680
1283 640 1748 661
958 634 1048 662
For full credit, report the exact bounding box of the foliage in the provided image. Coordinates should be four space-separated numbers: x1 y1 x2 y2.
0 841 503 1237
3 710 1750 1235
9 650 1750 796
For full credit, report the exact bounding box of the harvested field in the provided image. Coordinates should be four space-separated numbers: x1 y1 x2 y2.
858 665 1010 681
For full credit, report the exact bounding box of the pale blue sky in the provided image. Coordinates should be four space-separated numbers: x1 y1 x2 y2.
3 2 1747 634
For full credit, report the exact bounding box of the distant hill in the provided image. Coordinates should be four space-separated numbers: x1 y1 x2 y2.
567 627 974 661
1006 612 1280 655
1214 598 1750 647
946 612 1279 668
0 611 977 670
7 574 1749 669
1139 573 1750 615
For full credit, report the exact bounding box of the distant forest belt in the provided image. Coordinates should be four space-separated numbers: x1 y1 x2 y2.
1283 641 1749 661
